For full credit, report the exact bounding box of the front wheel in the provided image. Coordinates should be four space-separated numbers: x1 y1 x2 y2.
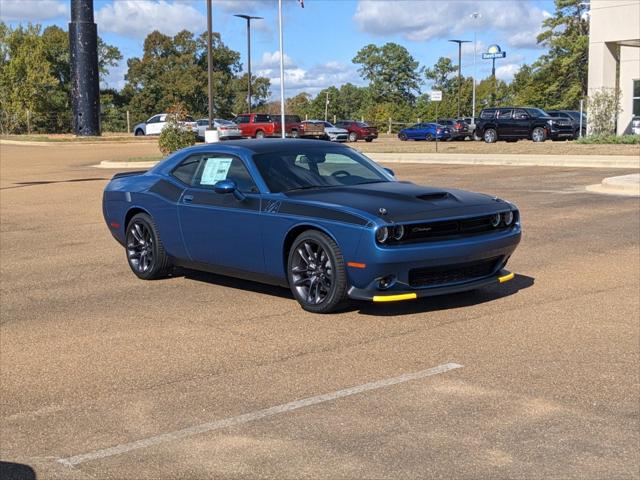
531 127 546 142
290 129 300 138
126 213 171 280
398 133 407 141
348 132 358 142
365 137 373 142
425 133 434 141
287 230 348 313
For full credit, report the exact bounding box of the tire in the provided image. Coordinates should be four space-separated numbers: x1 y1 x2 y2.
425 133 434 141
348 132 358 142
473 131 482 141
125 213 171 280
134 129 145 136
290 129 300 138
365 137 373 142
483 128 497 143
531 127 546 142
398 133 408 141
255 130 265 139
287 230 348 313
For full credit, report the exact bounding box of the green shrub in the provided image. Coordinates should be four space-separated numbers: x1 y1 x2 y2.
576 134 640 145
158 103 195 155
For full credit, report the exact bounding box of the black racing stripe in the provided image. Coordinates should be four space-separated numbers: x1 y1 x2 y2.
279 202 368 226
149 180 184 202
191 192 260 211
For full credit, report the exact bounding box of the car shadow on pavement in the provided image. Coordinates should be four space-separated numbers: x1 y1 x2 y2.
0 461 37 480
355 274 535 316
179 268 534 316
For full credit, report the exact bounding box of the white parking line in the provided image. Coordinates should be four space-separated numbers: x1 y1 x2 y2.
58 362 462 468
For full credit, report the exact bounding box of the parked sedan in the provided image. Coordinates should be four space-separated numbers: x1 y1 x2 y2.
303 120 348 142
398 123 451 141
334 120 378 142
102 139 520 313
196 119 243 140
133 114 197 136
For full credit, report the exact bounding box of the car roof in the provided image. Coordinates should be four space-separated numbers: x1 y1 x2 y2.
182 139 347 155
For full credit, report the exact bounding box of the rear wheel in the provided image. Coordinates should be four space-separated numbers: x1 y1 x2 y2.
365 137 373 142
255 130 265 139
134 129 145 136
290 129 300 138
348 132 358 142
483 128 497 143
425 133 434 141
398 133 408 141
531 127 546 142
126 213 171 280
287 230 348 313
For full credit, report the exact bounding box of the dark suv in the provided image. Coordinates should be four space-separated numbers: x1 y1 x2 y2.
475 107 574 143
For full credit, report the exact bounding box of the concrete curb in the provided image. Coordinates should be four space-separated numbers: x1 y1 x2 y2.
96 152 640 170
586 173 640 197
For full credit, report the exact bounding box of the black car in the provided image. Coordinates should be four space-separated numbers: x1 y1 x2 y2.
545 110 586 138
436 118 470 140
475 107 574 143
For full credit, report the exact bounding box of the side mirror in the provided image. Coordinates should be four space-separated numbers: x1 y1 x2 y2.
384 167 395 177
214 179 245 201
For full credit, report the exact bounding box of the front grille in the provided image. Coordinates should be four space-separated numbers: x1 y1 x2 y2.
401 212 516 243
409 257 500 287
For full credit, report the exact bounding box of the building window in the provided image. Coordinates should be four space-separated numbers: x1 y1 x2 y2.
634 80 640 116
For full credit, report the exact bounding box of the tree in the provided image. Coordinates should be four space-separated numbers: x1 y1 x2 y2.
587 88 621 135
424 57 456 92
352 43 422 104
533 0 589 109
231 73 271 115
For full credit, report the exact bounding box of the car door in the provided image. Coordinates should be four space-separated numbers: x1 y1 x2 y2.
496 108 514 137
175 153 264 274
144 115 160 135
512 109 531 137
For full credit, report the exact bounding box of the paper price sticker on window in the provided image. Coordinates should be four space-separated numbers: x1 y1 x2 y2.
200 157 232 185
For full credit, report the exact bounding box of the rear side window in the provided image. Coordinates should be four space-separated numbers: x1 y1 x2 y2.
171 155 200 185
497 109 513 119
480 109 495 119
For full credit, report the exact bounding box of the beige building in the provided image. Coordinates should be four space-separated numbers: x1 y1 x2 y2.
587 0 640 134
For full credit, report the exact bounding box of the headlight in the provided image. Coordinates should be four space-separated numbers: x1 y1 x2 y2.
547 119 555 126
392 224 405 241
490 213 501 227
375 226 389 244
503 210 514 226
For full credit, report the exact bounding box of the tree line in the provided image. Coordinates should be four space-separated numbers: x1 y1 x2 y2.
0 0 587 134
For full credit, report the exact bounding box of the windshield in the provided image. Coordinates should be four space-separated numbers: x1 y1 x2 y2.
252 148 390 193
526 108 549 118
566 111 586 122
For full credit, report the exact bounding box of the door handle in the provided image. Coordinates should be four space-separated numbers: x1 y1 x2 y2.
183 194 194 204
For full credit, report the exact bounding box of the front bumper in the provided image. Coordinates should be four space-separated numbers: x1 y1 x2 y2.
348 270 515 302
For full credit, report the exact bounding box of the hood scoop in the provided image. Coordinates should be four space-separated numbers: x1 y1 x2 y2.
417 192 450 202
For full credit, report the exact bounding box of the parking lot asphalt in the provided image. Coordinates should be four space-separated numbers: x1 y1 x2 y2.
1 143 638 479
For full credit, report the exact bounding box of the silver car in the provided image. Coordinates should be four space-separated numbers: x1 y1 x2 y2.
196 119 243 140
305 120 349 142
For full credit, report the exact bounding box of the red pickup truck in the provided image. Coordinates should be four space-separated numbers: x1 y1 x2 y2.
233 113 323 139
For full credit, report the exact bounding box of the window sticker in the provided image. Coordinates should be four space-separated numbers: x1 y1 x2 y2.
200 157 232 185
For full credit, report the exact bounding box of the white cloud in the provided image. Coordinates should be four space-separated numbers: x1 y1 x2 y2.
257 59 361 97
354 0 546 49
96 1 205 39
259 51 296 69
0 0 67 21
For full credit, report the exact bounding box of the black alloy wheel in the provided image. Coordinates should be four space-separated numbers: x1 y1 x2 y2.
288 230 347 313
126 213 171 280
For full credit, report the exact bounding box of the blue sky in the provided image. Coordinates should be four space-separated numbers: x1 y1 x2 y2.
1 0 556 98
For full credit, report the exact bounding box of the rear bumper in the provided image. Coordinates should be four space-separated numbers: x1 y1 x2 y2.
348 270 515 302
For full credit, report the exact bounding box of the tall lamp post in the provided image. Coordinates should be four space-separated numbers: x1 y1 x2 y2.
470 12 481 121
448 39 471 118
234 14 263 113
206 0 214 130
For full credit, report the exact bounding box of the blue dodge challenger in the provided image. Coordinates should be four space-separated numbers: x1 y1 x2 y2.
103 139 521 313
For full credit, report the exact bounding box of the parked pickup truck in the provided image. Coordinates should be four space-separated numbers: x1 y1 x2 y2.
475 107 574 143
232 113 325 139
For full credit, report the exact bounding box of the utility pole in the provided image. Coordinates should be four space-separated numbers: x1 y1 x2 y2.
206 0 214 130
69 0 100 136
277 0 285 138
234 14 263 113
448 39 471 118
471 12 480 121
324 92 329 122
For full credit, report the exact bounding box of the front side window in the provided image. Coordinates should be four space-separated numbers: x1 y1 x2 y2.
172 154 257 192
526 108 548 118
514 109 529 120
253 149 390 193
234 116 249 124
255 114 271 123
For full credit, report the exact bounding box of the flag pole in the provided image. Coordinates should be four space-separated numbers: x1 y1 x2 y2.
278 0 286 138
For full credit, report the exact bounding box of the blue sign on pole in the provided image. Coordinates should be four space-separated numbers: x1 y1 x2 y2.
482 44 506 59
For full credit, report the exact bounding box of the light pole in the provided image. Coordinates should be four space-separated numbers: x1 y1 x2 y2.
206 0 213 130
470 12 481 121
448 39 471 118
234 14 263 114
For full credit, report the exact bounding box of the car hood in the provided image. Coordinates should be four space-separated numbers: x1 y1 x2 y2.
284 181 510 223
